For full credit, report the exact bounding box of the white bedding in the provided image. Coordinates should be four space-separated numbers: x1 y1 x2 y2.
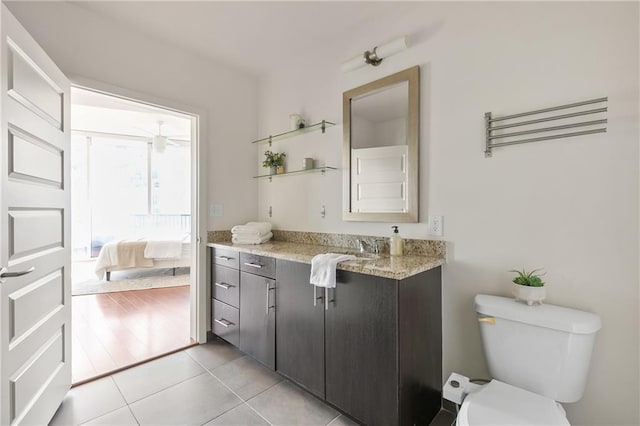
95 239 191 280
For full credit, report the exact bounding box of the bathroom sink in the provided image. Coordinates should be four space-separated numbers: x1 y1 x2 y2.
333 251 379 260
354 252 379 260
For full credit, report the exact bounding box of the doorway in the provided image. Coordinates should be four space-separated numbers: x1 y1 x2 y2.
69 87 198 383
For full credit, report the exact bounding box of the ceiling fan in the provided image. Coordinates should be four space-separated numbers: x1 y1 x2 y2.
140 120 190 153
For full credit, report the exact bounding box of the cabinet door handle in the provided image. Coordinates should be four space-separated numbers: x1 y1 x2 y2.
244 262 263 269
313 285 323 307
214 282 234 290
325 287 335 310
216 255 233 261
265 282 275 314
214 318 234 328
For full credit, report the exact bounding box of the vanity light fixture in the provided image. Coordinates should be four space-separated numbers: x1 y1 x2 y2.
340 36 408 73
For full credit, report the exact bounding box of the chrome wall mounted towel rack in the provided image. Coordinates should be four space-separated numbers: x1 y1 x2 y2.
484 97 608 157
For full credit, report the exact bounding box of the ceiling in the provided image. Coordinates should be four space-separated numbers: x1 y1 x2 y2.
71 87 192 141
69 1 414 76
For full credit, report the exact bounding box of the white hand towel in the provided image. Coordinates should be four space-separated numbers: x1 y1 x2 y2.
231 232 273 245
309 253 357 288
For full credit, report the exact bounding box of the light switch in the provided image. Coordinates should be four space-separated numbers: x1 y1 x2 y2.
210 203 223 218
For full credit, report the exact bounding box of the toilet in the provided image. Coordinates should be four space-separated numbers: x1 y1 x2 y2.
444 294 602 425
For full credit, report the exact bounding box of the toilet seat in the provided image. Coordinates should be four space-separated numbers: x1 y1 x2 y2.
457 380 570 425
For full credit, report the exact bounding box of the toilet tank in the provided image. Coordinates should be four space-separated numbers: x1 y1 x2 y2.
475 295 602 403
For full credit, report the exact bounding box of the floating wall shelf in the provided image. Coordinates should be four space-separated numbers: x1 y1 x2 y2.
254 166 337 181
252 120 336 146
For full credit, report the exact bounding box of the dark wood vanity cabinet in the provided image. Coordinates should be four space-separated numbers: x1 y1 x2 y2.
275 260 325 398
210 248 442 426
275 259 443 426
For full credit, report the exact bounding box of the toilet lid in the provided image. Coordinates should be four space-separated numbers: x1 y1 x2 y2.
458 380 570 426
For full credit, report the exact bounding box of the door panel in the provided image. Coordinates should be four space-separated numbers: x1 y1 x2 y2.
8 209 63 260
9 127 63 186
275 260 325 398
239 272 275 369
325 271 398 426
7 40 63 129
9 270 63 341
0 4 71 425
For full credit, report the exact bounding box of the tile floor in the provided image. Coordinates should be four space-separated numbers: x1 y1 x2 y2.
52 339 359 426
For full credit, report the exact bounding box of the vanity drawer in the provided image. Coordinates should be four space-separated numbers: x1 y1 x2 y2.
240 252 276 279
212 247 240 269
212 265 240 308
212 299 239 347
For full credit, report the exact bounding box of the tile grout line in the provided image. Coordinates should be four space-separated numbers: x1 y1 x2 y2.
114 354 208 405
187 351 276 426
325 414 343 426
110 375 142 425
74 377 130 426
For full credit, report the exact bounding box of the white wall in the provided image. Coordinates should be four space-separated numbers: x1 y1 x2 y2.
257 2 639 425
5 1 260 232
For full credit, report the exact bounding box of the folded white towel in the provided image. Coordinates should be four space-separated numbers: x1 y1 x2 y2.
231 222 272 236
309 253 357 288
232 229 271 238
231 232 273 245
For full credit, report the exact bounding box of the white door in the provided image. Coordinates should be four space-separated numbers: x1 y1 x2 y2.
0 5 71 425
351 145 408 213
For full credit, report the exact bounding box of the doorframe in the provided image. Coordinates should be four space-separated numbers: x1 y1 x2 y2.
69 76 208 343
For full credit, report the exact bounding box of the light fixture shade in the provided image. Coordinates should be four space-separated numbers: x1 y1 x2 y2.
341 55 366 73
153 135 167 153
376 36 407 59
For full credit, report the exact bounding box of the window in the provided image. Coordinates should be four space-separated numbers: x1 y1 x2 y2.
71 134 191 259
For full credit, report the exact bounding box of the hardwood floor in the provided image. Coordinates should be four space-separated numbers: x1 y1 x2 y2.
72 285 193 384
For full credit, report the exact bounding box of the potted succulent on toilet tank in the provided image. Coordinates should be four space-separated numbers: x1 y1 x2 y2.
510 268 546 306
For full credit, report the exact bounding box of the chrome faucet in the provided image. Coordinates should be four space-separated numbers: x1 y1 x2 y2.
356 239 385 255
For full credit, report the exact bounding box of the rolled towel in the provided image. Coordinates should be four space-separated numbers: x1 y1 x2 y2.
310 253 357 288
231 222 272 236
231 232 273 245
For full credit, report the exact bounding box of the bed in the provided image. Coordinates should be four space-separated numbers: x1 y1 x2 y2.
94 239 191 281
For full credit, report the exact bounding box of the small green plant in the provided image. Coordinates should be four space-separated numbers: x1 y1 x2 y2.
509 268 545 287
262 150 287 168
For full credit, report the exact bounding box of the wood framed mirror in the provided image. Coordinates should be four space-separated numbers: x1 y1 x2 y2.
342 66 420 222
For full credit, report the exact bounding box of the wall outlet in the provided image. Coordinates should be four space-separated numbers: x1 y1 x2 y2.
209 203 223 218
428 215 444 236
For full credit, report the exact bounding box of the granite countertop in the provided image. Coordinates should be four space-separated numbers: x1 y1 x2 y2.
207 240 444 280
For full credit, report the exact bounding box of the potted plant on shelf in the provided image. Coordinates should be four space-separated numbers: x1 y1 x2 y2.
510 268 546 306
263 150 287 174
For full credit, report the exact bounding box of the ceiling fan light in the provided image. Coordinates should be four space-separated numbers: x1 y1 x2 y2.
153 135 167 153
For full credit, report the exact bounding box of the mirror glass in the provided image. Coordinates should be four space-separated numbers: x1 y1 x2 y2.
343 66 419 222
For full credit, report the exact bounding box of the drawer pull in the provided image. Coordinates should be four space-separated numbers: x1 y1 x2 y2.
216 255 233 261
214 318 234 328
214 282 234 290
244 262 263 269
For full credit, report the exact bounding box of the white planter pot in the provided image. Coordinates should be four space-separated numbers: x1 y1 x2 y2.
512 283 546 306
